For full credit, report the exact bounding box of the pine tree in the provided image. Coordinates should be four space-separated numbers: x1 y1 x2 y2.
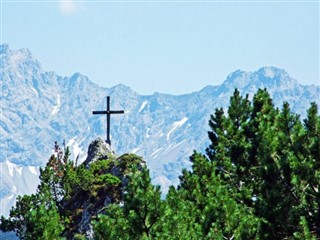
203 89 320 239
175 151 260 239
0 166 65 239
93 166 164 239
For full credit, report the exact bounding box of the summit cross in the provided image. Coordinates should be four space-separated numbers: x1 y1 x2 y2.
92 96 124 145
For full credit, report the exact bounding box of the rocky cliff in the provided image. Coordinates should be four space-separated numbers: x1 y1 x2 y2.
62 138 144 239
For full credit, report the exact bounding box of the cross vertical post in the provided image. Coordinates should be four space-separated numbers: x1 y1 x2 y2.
106 96 111 144
92 96 124 145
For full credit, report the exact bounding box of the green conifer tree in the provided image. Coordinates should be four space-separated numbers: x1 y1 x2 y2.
93 166 164 239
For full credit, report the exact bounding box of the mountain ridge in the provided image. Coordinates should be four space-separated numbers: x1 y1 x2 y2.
1 44 319 217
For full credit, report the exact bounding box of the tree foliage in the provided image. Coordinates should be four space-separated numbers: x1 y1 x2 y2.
0 149 144 239
202 89 320 239
93 167 164 239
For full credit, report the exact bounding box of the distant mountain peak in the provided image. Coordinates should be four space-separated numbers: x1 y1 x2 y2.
225 69 248 80
221 67 299 91
256 66 283 78
2 44 42 73
109 83 139 97
69 72 89 82
253 66 298 88
111 83 132 91
5 45 33 60
222 69 250 89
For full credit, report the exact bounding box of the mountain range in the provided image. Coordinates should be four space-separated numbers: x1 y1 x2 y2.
1 44 319 217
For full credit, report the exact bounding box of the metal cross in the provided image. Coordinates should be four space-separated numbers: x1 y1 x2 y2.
92 96 124 145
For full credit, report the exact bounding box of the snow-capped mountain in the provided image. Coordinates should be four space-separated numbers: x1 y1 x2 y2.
1 44 319 217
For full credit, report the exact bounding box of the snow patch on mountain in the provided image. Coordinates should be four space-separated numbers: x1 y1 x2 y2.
151 147 164 157
28 166 38 175
263 67 276 78
164 140 187 154
139 101 148 113
67 137 85 162
0 161 40 217
167 117 188 141
6 161 15 177
31 87 38 96
51 94 61 116
146 128 151 138
5 194 14 200
16 166 22 176
5 161 23 177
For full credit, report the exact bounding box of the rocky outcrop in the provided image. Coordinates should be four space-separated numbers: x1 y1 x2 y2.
82 138 114 167
61 138 144 239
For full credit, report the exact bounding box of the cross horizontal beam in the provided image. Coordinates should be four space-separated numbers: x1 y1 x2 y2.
93 110 124 114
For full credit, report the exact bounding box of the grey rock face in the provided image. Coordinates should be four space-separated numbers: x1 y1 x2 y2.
82 138 114 167
78 206 94 239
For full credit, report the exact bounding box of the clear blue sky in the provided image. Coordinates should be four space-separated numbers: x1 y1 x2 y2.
1 0 319 94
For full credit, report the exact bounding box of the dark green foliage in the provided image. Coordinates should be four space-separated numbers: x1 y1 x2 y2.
117 153 144 173
174 152 260 239
93 167 164 239
204 89 320 239
0 150 144 239
93 205 130 240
